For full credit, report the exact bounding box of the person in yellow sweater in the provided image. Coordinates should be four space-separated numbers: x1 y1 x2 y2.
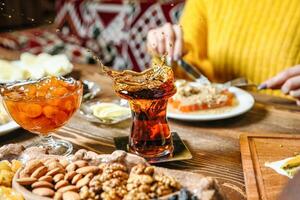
147 0 300 105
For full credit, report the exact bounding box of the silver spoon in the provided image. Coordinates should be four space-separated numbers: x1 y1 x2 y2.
82 80 101 101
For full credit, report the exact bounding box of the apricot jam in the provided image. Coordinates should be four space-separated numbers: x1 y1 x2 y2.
1 77 82 135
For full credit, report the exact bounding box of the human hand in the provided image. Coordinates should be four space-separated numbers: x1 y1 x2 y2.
260 65 300 105
147 23 182 61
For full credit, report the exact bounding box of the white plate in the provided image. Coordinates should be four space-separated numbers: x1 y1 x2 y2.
0 121 19 136
167 87 255 121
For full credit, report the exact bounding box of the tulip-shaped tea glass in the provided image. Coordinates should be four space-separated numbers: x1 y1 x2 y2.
109 63 176 160
0 76 83 156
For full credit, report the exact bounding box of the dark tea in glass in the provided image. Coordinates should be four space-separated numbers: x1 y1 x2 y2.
106 60 176 158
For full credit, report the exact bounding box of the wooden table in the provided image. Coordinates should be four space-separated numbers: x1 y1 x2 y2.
1 62 300 200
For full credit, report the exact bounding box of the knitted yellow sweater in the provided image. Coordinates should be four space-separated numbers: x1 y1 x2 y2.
177 0 300 95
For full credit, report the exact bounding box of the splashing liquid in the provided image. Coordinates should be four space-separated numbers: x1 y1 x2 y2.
94 54 176 158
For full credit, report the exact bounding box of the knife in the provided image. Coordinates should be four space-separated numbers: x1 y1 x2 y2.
174 59 266 90
166 57 211 85
177 59 211 85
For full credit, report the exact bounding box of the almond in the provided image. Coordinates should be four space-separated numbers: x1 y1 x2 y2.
85 172 93 179
54 192 63 200
75 176 90 188
31 166 48 179
44 158 59 166
48 161 64 171
66 163 77 172
81 185 89 193
39 175 53 182
57 185 78 193
62 191 80 200
16 177 37 186
53 173 65 182
19 170 29 178
32 181 54 189
23 160 44 175
59 159 69 168
71 174 83 185
55 180 69 190
76 166 100 175
73 160 88 168
32 187 55 197
47 167 63 176
64 171 77 181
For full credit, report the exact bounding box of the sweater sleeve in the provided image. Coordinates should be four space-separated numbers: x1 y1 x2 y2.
177 0 215 81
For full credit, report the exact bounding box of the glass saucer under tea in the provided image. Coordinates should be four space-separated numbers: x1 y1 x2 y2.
80 99 131 125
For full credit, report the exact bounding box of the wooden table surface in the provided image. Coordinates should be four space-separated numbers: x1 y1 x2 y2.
1 60 300 200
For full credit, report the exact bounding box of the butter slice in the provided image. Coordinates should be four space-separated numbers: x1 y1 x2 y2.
91 103 131 121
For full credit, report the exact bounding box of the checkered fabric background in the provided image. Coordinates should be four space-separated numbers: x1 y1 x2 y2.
0 0 184 71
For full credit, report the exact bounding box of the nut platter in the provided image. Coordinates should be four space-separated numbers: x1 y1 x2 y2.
0 144 225 200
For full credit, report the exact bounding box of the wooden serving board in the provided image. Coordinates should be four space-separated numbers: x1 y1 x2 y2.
240 133 300 200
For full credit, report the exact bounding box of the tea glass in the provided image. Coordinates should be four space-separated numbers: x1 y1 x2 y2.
112 64 176 160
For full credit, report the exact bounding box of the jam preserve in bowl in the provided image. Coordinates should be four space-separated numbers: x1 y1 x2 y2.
0 76 83 156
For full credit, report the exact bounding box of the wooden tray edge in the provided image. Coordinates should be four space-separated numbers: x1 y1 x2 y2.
240 134 261 200
240 133 300 200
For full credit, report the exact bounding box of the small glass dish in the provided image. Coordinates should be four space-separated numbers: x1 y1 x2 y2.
80 99 131 125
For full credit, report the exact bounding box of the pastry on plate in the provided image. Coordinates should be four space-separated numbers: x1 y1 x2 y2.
169 80 236 113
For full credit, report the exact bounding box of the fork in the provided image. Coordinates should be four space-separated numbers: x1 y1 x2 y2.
223 77 257 88
172 58 265 90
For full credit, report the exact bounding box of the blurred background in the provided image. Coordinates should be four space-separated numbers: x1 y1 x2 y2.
0 0 184 71
0 0 55 31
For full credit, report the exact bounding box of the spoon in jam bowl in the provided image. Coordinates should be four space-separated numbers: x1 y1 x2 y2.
0 76 83 156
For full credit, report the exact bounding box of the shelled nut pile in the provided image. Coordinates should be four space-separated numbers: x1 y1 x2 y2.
80 162 129 200
79 163 181 200
16 158 182 200
125 164 181 200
